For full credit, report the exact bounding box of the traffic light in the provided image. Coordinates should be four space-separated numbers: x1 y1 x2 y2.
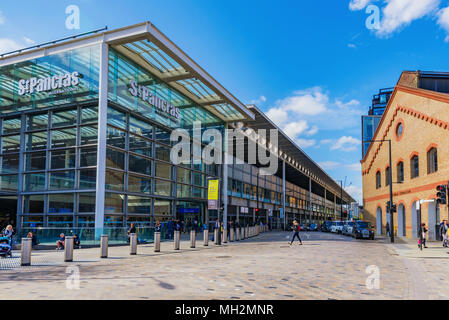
436 185 447 205
386 201 397 213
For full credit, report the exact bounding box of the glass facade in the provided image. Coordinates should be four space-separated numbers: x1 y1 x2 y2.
0 34 345 237
362 115 381 158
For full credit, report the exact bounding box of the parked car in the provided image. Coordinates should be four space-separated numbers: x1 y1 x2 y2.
309 223 318 231
342 221 354 236
321 221 332 232
353 221 375 240
330 221 344 233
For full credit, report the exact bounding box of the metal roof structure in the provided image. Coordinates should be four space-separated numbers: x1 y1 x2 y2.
244 104 355 203
0 21 254 123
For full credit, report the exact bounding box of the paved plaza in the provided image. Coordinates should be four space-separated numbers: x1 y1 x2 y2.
1 231 449 300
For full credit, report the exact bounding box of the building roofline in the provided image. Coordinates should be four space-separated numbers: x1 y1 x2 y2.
361 83 449 164
0 21 255 122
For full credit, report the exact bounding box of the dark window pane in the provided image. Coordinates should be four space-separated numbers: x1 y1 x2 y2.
80 147 97 167
177 168 190 184
0 174 18 191
80 125 98 145
104 193 124 213
79 169 96 189
78 193 96 213
129 154 152 175
127 195 152 214
27 113 48 131
155 161 171 179
106 126 126 149
49 193 74 213
51 128 76 148
105 170 124 191
129 134 152 157
1 154 20 174
130 116 152 139
107 107 126 129
25 152 46 171
2 135 21 153
49 170 75 190
51 149 76 169
155 143 170 162
128 174 151 194
23 195 45 214
81 106 98 124
52 109 77 128
155 127 171 145
154 179 171 196
24 173 45 191
2 117 21 135
25 132 47 151
106 148 125 170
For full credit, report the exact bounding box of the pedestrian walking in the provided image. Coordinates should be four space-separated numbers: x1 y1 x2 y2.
440 220 448 248
289 220 303 246
386 222 390 237
419 223 429 249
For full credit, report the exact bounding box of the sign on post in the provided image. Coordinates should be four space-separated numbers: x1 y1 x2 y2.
207 179 219 210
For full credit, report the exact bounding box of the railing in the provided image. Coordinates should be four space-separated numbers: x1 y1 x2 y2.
15 226 178 246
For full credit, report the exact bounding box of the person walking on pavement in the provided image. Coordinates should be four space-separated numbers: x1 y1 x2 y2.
289 220 303 246
421 223 429 248
386 222 390 237
440 220 448 248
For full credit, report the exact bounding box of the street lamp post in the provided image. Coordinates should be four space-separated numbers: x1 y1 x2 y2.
363 139 394 243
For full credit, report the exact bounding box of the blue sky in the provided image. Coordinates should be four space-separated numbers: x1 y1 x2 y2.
1 0 449 203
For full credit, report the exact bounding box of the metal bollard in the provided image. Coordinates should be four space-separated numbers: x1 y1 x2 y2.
223 229 228 243
100 235 108 258
230 228 234 242
64 236 74 262
174 230 180 250
190 230 196 248
130 233 137 255
21 238 32 266
204 230 209 246
241 227 244 240
214 229 219 245
235 228 240 241
154 232 161 252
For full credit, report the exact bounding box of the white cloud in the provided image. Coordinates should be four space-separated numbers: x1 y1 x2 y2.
437 5 449 41
330 136 361 152
376 0 441 37
345 185 363 204
276 87 328 116
318 161 341 170
265 87 362 150
297 139 316 149
283 120 309 138
306 125 319 136
0 38 22 54
347 43 357 49
249 95 267 105
23 37 35 45
349 0 376 11
0 36 36 55
266 107 288 125
346 163 362 171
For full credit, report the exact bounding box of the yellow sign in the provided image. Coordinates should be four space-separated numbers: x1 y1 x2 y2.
207 180 219 200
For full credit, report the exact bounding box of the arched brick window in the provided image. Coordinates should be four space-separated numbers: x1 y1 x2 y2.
410 155 419 179
427 147 438 174
385 166 390 186
397 161 404 183
376 171 381 189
